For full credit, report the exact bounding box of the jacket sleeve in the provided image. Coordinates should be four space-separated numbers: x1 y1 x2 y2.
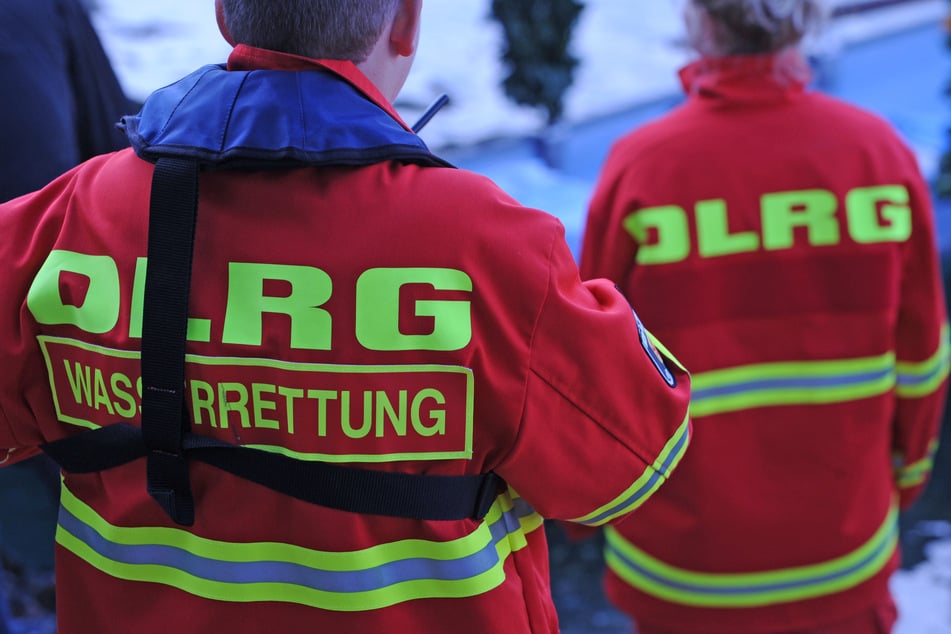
495 227 691 525
0 169 79 466
0 409 37 467
892 156 950 509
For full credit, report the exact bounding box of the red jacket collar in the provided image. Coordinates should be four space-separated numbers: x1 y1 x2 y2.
678 48 812 105
226 44 412 131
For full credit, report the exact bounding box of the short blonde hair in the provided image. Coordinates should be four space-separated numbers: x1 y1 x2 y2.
693 0 825 54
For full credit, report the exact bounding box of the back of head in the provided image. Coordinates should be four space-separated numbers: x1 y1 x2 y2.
687 0 826 55
217 0 400 62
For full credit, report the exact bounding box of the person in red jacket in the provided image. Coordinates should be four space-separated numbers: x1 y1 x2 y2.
0 1 691 632
580 0 948 633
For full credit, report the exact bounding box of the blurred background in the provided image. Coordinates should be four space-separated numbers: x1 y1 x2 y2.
1 1 949 632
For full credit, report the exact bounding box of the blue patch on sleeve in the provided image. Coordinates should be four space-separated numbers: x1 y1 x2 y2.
634 311 677 388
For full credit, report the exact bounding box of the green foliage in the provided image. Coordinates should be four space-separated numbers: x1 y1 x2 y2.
490 0 585 126
937 147 951 199
940 22 951 197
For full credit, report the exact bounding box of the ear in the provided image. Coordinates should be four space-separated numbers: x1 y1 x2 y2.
389 0 422 57
215 0 236 46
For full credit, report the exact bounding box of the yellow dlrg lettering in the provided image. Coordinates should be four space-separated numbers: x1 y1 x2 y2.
761 189 839 250
28 251 121 333
696 199 759 258
29 254 475 354
223 263 333 350
355 268 473 351
846 185 912 243
130 258 212 342
622 185 913 265
624 205 690 265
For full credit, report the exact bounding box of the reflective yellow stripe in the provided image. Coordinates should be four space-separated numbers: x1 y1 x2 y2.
57 484 542 611
571 414 690 526
689 354 895 417
690 327 949 417
604 507 897 607
896 324 951 398
894 440 940 488
645 329 688 374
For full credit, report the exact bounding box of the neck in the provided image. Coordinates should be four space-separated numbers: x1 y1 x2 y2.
357 41 413 103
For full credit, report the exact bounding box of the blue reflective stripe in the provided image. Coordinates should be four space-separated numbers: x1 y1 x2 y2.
59 506 504 590
604 508 898 607
580 426 689 526
607 523 895 596
894 441 940 488
56 487 541 609
572 416 691 527
693 367 892 401
895 324 950 397
580 475 664 527
896 358 950 388
688 356 897 417
654 425 690 478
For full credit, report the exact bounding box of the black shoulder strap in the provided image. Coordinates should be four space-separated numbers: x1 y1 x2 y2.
140 157 200 526
42 156 502 525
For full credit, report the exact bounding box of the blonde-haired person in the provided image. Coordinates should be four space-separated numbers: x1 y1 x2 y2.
0 1 693 632
580 0 948 632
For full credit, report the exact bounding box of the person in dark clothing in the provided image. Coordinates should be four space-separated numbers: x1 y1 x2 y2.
0 0 134 628
0 0 134 202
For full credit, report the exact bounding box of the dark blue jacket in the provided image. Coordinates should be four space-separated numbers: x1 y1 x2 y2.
0 0 135 202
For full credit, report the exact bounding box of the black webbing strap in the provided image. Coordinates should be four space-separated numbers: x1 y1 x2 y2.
141 157 200 526
42 156 504 525
41 425 503 521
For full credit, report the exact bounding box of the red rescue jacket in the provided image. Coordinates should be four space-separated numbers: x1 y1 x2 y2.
0 46 691 633
581 49 948 633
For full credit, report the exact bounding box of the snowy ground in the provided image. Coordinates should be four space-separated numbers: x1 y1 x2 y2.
89 0 949 150
897 530 951 633
74 1 951 633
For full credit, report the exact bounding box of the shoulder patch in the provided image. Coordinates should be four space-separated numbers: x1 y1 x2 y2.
633 311 677 388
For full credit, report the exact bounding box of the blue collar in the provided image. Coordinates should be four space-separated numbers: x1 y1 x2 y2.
121 64 451 170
